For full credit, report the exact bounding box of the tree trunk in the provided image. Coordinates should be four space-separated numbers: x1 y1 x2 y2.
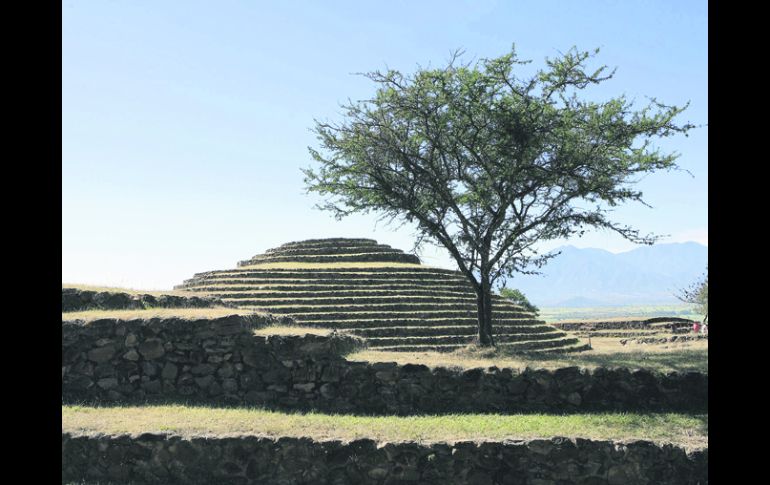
477 291 491 346
483 285 495 346
476 270 495 347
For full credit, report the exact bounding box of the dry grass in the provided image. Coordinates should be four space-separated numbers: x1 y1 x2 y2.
349 337 708 374
62 283 188 296
62 405 707 450
62 308 256 322
253 325 333 336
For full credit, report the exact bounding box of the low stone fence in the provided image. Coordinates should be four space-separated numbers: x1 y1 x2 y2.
621 335 708 346
62 287 231 312
552 317 694 332
61 432 708 485
62 315 708 413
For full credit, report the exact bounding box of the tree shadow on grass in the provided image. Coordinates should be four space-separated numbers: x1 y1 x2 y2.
546 349 707 374
463 347 708 374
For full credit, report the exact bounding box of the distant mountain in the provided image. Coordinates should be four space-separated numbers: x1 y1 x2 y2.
506 242 708 307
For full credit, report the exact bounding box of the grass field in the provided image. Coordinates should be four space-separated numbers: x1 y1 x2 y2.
62 405 707 450
350 337 708 374
61 308 255 321
539 304 700 322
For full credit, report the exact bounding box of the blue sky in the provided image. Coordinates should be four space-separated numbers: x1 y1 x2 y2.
62 0 708 289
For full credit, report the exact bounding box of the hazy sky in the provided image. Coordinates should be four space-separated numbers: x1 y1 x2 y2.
62 0 708 289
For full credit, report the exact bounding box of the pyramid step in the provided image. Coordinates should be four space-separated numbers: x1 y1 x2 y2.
248 307 536 318
244 303 479 313
189 268 467 279
364 332 570 347
198 289 479 299
245 251 415 261
186 274 469 285
181 282 474 291
276 238 379 249
349 324 559 338
369 338 583 353
224 298 527 311
239 252 421 266
270 310 538 321
572 330 663 338
285 317 543 329
265 244 397 255
179 280 474 291
194 266 464 275
183 271 467 280
219 296 482 306
369 344 465 353
182 277 470 287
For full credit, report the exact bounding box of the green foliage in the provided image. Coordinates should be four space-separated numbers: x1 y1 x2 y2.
676 268 708 322
304 45 695 344
499 288 539 314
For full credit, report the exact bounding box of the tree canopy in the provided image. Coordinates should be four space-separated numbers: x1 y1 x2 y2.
304 46 695 346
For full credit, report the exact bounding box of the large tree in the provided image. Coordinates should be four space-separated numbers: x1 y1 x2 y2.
304 46 694 346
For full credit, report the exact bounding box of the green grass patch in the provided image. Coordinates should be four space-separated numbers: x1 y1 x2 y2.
62 404 707 450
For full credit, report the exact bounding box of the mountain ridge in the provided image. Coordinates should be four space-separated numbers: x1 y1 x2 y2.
506 242 707 307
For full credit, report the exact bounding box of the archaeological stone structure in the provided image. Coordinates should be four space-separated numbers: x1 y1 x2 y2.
61 315 707 413
176 238 588 353
61 237 709 484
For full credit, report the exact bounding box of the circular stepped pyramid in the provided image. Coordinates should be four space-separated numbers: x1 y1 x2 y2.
237 238 420 266
177 238 587 353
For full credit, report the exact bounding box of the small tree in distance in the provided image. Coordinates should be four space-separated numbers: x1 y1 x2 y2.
677 268 708 324
304 46 695 346
499 288 539 315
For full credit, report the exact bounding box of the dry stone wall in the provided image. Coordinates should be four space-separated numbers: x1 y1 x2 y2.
552 318 694 332
621 335 708 345
62 432 708 485
62 288 230 312
62 316 707 413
